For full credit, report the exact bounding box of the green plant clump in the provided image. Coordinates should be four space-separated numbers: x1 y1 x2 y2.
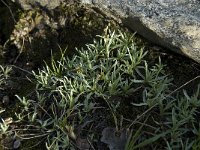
0 65 12 88
1 28 200 149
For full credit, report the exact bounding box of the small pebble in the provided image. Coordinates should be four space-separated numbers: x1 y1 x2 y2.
2 95 9 105
13 139 21 149
76 138 90 150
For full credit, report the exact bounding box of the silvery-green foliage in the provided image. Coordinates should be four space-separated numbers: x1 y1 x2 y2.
0 65 12 89
13 27 198 149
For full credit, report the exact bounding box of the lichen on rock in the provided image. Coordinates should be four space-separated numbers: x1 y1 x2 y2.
8 1 120 64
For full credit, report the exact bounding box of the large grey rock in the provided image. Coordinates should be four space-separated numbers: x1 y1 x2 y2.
80 0 200 63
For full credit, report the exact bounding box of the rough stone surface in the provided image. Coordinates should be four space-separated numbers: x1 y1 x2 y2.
80 0 200 63
7 1 118 65
14 0 63 10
